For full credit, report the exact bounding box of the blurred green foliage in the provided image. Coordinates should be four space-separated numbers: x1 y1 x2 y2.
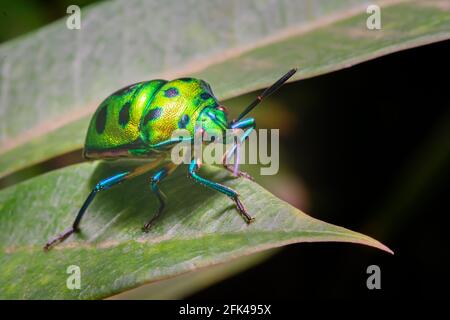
0 0 100 43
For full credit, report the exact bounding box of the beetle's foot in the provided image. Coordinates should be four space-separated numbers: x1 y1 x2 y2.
234 196 255 224
223 165 254 181
44 227 76 251
236 171 254 181
142 216 158 233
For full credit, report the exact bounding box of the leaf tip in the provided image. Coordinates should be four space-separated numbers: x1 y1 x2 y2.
365 238 394 255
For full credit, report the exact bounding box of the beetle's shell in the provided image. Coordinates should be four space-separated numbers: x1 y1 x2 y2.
84 78 218 159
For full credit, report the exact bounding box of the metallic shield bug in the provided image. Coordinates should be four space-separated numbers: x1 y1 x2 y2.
44 69 297 250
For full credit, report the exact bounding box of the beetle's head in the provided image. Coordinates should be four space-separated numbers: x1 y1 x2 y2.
198 105 230 143
197 68 298 144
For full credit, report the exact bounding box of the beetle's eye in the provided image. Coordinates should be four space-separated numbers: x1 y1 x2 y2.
217 105 228 115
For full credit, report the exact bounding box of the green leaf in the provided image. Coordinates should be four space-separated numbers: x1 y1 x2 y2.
108 249 277 300
0 161 392 299
1 0 449 178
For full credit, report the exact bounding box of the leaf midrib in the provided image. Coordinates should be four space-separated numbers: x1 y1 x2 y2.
2 229 391 254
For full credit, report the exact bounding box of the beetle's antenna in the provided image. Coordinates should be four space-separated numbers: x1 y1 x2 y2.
233 68 297 123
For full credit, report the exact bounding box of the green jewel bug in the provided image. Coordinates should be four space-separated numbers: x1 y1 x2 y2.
44 69 297 250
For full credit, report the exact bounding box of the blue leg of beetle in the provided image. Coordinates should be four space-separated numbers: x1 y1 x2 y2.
188 159 254 223
44 159 165 251
223 117 256 180
143 162 177 231
44 172 129 250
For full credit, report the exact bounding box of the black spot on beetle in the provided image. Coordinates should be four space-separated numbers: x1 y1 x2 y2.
206 83 213 94
200 92 211 100
178 114 190 129
178 77 193 82
113 83 139 96
200 80 213 94
96 105 108 134
143 107 162 126
164 87 179 98
119 102 131 127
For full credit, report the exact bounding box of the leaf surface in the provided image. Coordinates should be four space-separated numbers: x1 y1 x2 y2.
1 0 449 178
0 162 391 299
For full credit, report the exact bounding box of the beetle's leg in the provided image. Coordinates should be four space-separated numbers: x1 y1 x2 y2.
44 171 129 250
44 159 164 251
143 162 178 231
188 158 254 223
223 118 256 180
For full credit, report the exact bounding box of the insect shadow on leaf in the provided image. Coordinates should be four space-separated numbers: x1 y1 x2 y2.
68 160 239 244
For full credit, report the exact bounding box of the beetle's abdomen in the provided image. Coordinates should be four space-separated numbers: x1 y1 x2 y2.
140 78 218 146
84 80 167 157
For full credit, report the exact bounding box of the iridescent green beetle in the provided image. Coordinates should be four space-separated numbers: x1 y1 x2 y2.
44 69 297 250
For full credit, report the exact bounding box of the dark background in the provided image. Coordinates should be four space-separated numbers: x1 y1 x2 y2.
2 1 449 299
192 40 450 299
